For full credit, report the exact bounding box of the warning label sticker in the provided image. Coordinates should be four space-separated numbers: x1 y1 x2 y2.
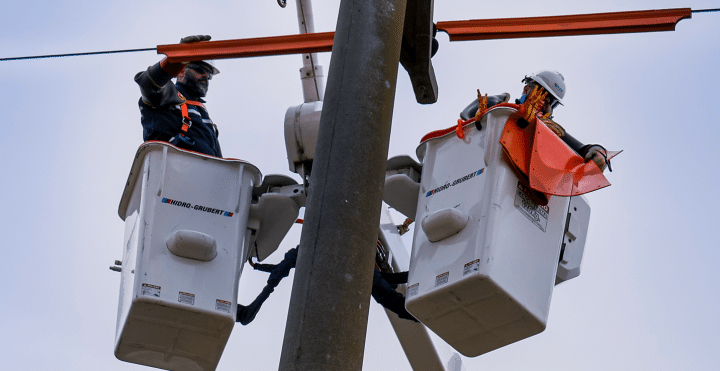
141 283 160 297
435 272 449 287
514 182 549 232
215 299 231 313
407 283 419 297
178 292 195 305
463 259 480 276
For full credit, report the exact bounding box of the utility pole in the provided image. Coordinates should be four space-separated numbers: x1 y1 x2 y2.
278 0 407 369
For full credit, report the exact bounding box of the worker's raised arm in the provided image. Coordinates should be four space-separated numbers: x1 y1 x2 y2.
134 35 212 107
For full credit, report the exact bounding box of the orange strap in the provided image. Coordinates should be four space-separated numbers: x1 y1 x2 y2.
178 100 206 134
185 100 206 109
455 119 466 139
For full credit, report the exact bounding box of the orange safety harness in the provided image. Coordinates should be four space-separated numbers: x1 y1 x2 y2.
172 92 206 145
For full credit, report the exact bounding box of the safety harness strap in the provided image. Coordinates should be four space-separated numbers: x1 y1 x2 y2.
185 100 206 109
171 97 207 146
180 102 191 133
179 100 206 134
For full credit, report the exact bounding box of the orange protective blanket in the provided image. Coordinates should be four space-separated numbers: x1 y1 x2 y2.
500 112 610 197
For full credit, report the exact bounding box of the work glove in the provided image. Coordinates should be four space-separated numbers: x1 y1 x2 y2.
584 145 608 172
159 35 213 76
180 35 212 43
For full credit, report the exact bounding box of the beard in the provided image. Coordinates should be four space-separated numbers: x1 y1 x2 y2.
177 79 209 98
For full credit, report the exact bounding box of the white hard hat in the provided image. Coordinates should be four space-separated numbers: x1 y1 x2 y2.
193 60 220 75
524 70 565 106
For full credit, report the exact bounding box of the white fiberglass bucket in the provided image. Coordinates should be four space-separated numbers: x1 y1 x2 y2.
114 141 261 371
405 106 572 357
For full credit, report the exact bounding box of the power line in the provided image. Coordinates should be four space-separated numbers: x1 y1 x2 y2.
0 47 156 62
692 8 720 13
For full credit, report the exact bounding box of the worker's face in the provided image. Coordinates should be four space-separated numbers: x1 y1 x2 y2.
179 64 213 97
523 84 558 116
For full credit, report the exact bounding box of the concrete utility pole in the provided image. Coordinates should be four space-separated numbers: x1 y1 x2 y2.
278 0 407 369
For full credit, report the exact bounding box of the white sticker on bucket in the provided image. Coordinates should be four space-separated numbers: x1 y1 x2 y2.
463 259 480 276
216 299 232 313
141 283 160 297
407 283 420 297
514 183 549 232
178 292 195 305
435 272 450 287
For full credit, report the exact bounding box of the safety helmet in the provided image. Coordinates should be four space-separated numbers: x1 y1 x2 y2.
190 60 220 75
523 70 565 106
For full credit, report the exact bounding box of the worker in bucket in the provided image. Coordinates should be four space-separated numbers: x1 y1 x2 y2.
460 70 609 171
135 35 222 157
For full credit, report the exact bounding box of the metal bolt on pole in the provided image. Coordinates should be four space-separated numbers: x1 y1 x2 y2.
278 0 407 369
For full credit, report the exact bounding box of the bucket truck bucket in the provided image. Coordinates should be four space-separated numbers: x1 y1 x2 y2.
114 141 261 371
404 106 589 357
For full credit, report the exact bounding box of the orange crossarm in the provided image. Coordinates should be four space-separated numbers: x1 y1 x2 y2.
436 8 692 41
157 31 335 63
156 8 692 63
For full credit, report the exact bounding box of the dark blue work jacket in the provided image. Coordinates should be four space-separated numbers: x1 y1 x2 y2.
135 63 222 157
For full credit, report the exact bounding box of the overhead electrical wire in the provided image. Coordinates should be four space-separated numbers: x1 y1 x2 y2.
0 47 156 62
2 8 718 63
692 8 720 13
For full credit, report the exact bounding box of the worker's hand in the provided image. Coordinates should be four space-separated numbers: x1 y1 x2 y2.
584 145 607 172
158 36 212 77
180 35 212 43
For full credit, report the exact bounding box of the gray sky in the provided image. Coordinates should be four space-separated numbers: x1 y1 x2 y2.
2 1 719 370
